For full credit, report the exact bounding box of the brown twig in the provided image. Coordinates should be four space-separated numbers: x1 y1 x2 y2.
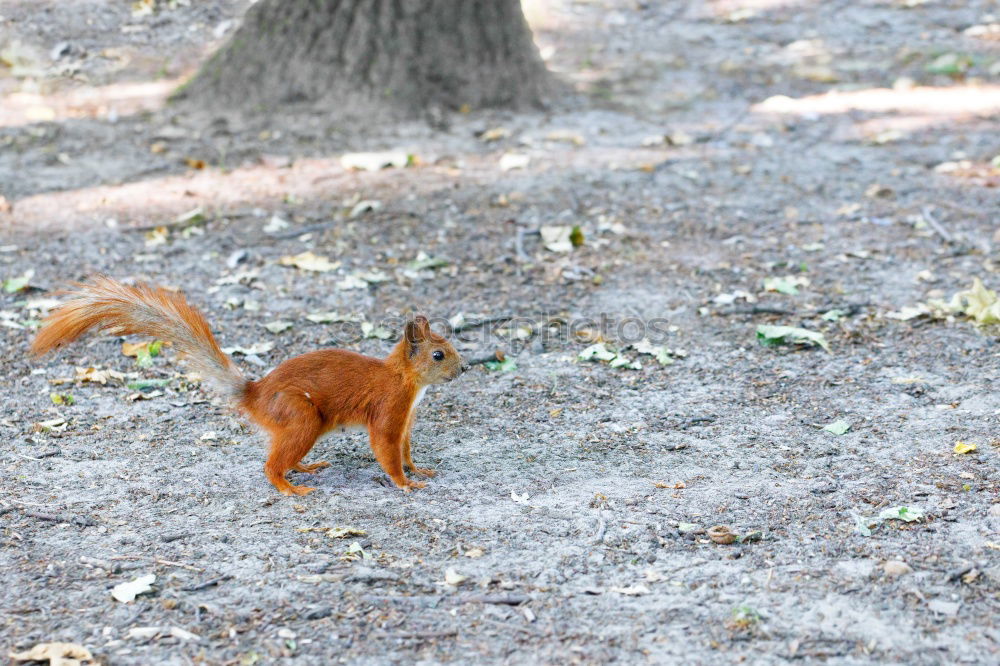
466 350 506 366
476 617 544 637
515 228 539 262
181 574 233 592
452 316 513 333
267 221 334 239
921 206 953 243
375 629 458 641
716 303 871 318
154 558 205 572
126 215 210 234
715 305 795 316
459 594 529 606
21 509 96 527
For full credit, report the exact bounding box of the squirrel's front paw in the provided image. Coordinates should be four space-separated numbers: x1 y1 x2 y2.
412 467 436 478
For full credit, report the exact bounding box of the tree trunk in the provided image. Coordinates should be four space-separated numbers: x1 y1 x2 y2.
175 0 553 119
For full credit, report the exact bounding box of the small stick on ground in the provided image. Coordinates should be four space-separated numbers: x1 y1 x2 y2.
921 206 953 243
376 629 458 641
515 228 539 263
452 316 513 333
476 617 544 637
593 518 606 545
460 594 530 606
126 215 210 234
154 558 206 573
467 350 507 367
181 574 233 592
716 305 796 316
79 556 117 570
21 509 97 527
267 221 334 239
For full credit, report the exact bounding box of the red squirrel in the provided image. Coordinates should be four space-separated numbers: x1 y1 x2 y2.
31 276 466 496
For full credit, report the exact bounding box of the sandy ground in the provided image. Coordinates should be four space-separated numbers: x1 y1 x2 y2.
2 1 1000 664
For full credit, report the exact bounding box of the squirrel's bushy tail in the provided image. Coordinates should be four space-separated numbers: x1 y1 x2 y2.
32 276 246 398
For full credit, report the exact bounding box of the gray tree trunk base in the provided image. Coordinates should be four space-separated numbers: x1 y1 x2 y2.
174 0 558 121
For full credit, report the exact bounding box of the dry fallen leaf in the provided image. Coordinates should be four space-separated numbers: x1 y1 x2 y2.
499 152 530 171
144 226 169 247
644 569 667 583
33 417 67 433
337 275 368 290
539 225 573 253
340 151 410 171
545 129 586 146
348 199 382 218
443 568 468 586
654 481 686 489
121 340 168 357
264 321 293 334
9 642 93 666
305 311 362 324
112 573 156 603
948 278 1000 325
263 215 289 233
279 251 340 273
75 366 123 385
170 626 199 642
954 441 977 455
480 127 510 142
464 547 485 558
221 342 274 356
707 525 737 545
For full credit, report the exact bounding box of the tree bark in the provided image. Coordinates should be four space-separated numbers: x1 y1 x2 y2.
175 0 554 119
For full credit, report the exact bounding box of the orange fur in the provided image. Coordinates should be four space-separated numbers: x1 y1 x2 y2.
33 276 466 495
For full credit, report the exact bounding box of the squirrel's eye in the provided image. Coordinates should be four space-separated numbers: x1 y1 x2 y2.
432 350 445 361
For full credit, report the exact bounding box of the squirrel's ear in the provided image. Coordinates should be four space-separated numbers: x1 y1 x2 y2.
414 315 431 337
404 315 428 344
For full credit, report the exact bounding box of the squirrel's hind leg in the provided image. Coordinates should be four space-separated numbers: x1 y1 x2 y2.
264 426 323 496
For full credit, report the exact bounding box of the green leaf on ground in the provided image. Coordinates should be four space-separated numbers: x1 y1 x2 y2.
823 419 851 435
127 378 171 391
2 270 33 293
485 357 517 373
578 343 618 362
877 506 924 523
756 325 830 352
947 278 1000 325
763 275 808 295
361 322 392 339
854 514 873 537
408 254 450 271
264 321 293 334
925 52 974 75
50 392 75 406
822 309 847 321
